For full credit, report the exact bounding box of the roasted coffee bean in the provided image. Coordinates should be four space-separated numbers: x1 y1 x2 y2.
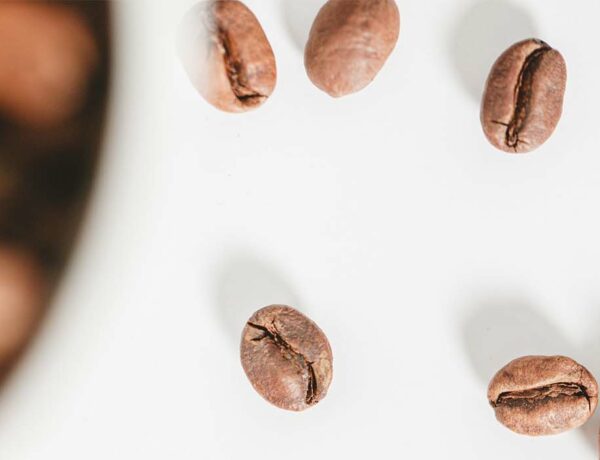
0 2 98 127
481 39 567 153
240 305 333 411
179 0 276 113
304 0 400 97
488 356 598 436
0 246 46 371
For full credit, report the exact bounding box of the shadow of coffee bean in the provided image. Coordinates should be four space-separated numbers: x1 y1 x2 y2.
212 252 301 344
449 0 537 101
280 0 324 52
462 294 573 383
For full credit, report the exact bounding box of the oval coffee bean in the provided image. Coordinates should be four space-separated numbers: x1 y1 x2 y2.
240 305 333 411
304 0 400 98
481 39 567 153
0 246 46 373
488 355 598 436
179 0 276 113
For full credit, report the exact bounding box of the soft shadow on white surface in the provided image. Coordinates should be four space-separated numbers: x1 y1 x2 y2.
177 1 211 96
450 0 537 101
462 296 572 384
213 253 301 342
280 0 324 52
463 296 600 453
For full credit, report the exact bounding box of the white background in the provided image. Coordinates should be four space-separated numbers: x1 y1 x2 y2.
1 0 600 458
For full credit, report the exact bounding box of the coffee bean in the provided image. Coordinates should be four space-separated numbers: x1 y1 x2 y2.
0 2 98 128
488 356 598 436
304 0 400 97
240 305 333 411
481 39 567 153
0 246 46 373
179 0 276 113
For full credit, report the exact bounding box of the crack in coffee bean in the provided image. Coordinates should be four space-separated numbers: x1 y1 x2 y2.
247 321 317 405
217 28 265 106
493 382 591 410
306 362 317 405
504 44 551 151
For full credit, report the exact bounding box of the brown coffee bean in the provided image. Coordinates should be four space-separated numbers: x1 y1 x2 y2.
0 246 46 371
481 39 567 153
488 355 598 436
0 2 98 127
304 0 400 98
179 0 276 113
240 305 333 411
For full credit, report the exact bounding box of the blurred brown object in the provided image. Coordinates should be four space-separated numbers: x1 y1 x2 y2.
0 246 46 375
0 1 99 128
0 1 110 378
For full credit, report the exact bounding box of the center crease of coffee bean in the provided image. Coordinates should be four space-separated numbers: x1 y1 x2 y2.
247 321 317 404
493 382 591 410
493 43 551 151
217 29 265 105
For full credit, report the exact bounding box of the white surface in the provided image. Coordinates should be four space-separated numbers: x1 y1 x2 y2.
1 0 600 458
